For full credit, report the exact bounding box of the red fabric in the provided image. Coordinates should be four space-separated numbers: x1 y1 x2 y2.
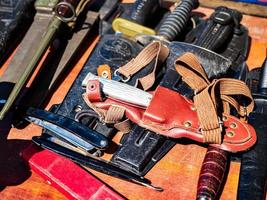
21 145 125 200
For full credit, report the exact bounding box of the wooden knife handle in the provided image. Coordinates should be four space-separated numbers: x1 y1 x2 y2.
196 146 228 200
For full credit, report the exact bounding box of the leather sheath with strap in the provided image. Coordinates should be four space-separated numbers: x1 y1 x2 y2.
174 52 254 144
84 42 254 145
83 40 169 133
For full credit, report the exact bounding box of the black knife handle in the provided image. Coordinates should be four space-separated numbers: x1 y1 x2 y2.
130 0 160 25
237 60 267 200
158 0 199 41
195 7 242 51
25 107 108 149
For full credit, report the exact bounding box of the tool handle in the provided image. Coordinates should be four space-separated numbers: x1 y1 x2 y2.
196 146 228 200
84 73 152 107
195 7 242 51
25 107 109 150
130 0 160 25
158 0 199 41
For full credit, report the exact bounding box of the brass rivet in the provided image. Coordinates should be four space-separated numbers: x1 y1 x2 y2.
184 121 192 128
191 105 196 111
74 105 82 113
230 123 237 129
227 131 235 137
222 116 228 121
101 70 109 78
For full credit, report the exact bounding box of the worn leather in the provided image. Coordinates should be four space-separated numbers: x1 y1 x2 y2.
89 82 256 152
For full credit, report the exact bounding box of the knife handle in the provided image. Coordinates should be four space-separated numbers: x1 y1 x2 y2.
196 146 228 200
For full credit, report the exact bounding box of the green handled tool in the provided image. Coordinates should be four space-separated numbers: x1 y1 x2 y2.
0 0 90 120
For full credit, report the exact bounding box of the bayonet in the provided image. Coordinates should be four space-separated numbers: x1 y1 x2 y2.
0 0 91 120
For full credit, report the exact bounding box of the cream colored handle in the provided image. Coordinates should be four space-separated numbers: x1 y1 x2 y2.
83 73 153 108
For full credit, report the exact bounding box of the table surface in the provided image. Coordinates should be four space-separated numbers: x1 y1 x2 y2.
0 4 267 200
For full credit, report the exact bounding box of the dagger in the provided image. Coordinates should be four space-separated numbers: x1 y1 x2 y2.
0 0 91 120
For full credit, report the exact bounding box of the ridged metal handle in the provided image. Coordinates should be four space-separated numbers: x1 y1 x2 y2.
84 73 152 107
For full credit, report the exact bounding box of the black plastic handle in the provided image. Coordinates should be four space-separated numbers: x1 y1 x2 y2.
25 107 109 150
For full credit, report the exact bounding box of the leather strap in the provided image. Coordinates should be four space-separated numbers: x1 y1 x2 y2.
82 93 131 133
175 52 254 144
83 41 169 132
115 41 169 90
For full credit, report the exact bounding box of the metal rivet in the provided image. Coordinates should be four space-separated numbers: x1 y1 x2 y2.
222 116 228 121
227 131 235 137
184 121 192 128
88 83 96 90
101 70 109 78
230 123 237 129
191 105 196 111
73 105 82 113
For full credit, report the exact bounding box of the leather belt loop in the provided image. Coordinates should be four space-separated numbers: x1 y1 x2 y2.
115 41 170 90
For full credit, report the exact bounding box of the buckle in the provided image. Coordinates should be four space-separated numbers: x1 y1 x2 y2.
114 69 131 82
218 117 223 132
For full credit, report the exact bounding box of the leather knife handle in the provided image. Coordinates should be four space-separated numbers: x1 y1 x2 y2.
196 146 228 200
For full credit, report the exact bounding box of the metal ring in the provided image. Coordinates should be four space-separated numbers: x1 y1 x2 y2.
114 69 131 82
54 2 76 23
